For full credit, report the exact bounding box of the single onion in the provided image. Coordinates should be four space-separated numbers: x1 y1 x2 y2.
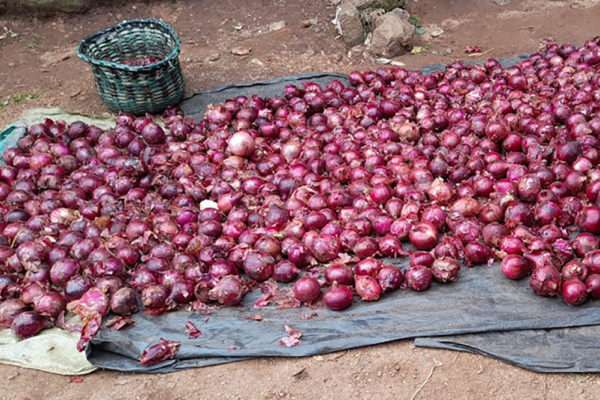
561 279 587 305
323 284 353 311
293 277 321 303
501 255 531 280
11 311 47 338
355 275 382 301
529 265 561 297
431 257 460 283
376 265 403 292
406 266 433 292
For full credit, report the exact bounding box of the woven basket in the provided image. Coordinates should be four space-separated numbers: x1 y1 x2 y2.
77 19 184 115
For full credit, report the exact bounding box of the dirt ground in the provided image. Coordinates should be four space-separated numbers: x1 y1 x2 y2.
1 0 600 399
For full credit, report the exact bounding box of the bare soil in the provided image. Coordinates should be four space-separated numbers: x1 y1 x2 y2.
1 0 600 399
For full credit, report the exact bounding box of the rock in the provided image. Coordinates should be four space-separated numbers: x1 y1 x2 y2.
2 0 93 14
335 2 365 46
206 53 220 62
268 20 286 32
351 0 405 11
231 46 252 56
492 0 511 4
368 8 414 57
426 24 444 38
302 17 318 28
441 18 462 31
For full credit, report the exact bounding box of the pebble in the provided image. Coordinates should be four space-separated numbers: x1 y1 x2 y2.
231 47 252 56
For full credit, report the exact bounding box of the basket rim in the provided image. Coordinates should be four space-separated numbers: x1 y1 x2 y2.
76 18 181 72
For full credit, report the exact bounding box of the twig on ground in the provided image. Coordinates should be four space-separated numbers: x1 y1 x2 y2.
410 360 442 400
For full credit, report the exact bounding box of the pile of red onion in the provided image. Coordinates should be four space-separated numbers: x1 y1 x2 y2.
2 38 600 346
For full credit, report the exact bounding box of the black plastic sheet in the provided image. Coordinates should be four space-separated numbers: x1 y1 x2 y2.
89 261 600 373
88 64 600 374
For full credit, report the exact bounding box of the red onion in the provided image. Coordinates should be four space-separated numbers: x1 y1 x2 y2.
273 260 299 283
561 279 588 305
406 266 433 292
585 274 600 299
34 291 65 318
529 265 561 297
11 311 47 338
431 257 461 283
110 287 139 315
577 206 600 233
572 233 599 257
409 222 438 250
562 260 588 281
583 250 600 274
243 251 274 282
376 265 403 292
0 299 27 328
208 276 244 306
501 255 531 280
293 277 321 303
227 131 255 157
323 284 353 311
325 264 354 285
355 275 382 301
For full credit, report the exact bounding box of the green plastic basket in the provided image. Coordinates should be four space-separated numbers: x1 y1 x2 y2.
77 19 184 115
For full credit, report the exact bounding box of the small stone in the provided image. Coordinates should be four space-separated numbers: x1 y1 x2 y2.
375 57 391 64
410 46 426 55
206 53 220 62
302 17 318 28
368 8 415 57
492 0 511 4
233 23 244 31
268 20 286 32
231 47 252 56
250 58 264 67
335 2 365 47
441 18 462 31
333 53 343 62
427 24 444 38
